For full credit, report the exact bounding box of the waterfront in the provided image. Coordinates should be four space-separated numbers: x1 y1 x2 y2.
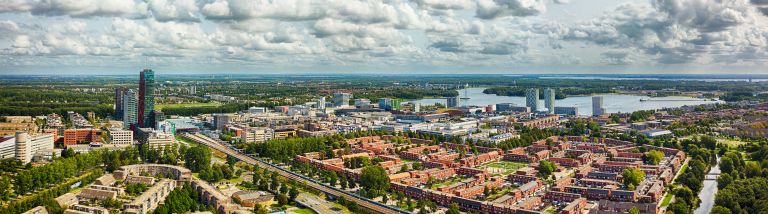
694 156 721 214
411 88 723 116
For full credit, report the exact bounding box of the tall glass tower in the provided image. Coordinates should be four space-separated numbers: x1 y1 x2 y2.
138 69 155 128
123 89 138 129
544 88 555 114
525 88 540 111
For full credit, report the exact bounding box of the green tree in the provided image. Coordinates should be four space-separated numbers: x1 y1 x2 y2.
629 206 640 214
538 160 556 178
184 146 211 172
646 150 664 165
360 166 390 198
622 167 645 190
446 203 461 214
289 186 299 201
711 206 732 214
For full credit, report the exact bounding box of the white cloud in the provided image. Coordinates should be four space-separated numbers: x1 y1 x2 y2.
1 0 768 73
476 0 547 19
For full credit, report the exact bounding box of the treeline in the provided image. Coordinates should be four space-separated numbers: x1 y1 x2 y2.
13 150 109 195
0 104 114 118
246 136 343 163
713 141 768 213
355 88 458 100
152 184 208 214
720 91 768 102
0 169 103 214
664 136 716 214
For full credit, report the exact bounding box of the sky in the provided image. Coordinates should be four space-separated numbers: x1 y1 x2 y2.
1 0 768 75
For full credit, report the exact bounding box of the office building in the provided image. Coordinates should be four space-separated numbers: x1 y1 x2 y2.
123 89 138 129
241 127 274 143
151 110 165 128
447 97 459 108
554 106 579 116
544 88 555 114
525 88 540 111
333 92 352 107
189 85 197 94
496 103 531 113
379 98 393 110
0 136 14 159
354 98 371 107
138 69 155 128
414 103 421 113
114 87 127 120
317 96 326 110
248 107 266 114
213 114 230 131
15 132 55 164
63 129 100 145
108 128 134 145
592 96 605 116
0 116 38 136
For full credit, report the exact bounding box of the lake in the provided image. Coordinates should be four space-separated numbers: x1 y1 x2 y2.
411 88 723 116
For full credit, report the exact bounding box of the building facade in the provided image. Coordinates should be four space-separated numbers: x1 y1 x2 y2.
114 87 127 120
592 96 605 116
333 92 352 107
123 89 138 129
63 129 100 145
525 88 540 111
15 132 55 164
138 69 155 128
447 97 459 108
108 128 134 145
544 88 555 114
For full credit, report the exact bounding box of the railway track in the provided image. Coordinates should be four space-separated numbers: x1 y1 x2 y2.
183 133 408 214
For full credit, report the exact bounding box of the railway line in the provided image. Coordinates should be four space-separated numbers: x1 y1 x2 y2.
182 133 408 214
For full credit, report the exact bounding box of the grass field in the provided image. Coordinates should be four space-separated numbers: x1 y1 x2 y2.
156 102 222 110
290 208 317 214
661 192 674 207
431 176 465 190
479 161 528 176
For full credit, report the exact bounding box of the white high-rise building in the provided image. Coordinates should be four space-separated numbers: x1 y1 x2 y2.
0 137 15 159
14 132 54 164
544 88 555 114
447 97 459 108
414 103 421 113
333 92 352 107
592 96 605 116
525 88 540 111
123 89 138 129
108 128 134 145
317 97 326 110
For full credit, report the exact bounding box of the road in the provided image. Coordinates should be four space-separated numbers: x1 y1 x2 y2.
297 193 342 214
182 133 408 214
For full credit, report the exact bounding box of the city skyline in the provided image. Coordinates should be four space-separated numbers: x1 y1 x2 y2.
1 0 768 74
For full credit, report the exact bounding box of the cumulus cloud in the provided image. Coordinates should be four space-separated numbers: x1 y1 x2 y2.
1 0 768 72
147 0 200 22
476 0 547 19
543 0 768 65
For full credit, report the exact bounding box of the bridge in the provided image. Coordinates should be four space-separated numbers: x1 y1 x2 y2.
182 133 408 214
704 172 720 181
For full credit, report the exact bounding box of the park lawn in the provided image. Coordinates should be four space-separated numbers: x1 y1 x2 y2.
290 208 317 214
431 176 465 190
155 102 222 110
484 185 516 202
717 138 749 148
479 161 528 176
661 192 674 207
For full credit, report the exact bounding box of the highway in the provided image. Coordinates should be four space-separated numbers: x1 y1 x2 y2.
182 133 409 214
